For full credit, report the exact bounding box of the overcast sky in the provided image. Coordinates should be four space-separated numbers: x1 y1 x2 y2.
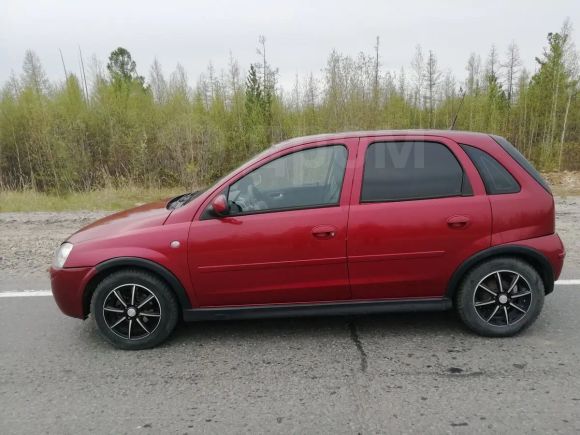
1 0 578 92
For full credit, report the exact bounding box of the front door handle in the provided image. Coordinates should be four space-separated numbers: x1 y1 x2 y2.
447 215 470 229
312 225 337 239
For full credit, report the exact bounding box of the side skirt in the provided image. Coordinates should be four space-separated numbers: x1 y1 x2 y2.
182 298 452 322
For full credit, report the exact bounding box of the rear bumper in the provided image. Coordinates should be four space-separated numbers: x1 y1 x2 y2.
553 233 566 279
511 232 565 284
50 266 93 319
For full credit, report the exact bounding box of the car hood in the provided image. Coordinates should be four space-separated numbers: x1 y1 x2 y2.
68 199 172 244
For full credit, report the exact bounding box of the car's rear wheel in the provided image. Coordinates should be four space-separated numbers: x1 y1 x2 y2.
456 257 545 337
91 269 179 349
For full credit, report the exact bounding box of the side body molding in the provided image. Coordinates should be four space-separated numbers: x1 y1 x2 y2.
93 257 192 309
446 245 555 298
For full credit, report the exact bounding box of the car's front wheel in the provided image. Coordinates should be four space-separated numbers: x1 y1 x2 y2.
456 257 545 337
91 269 179 349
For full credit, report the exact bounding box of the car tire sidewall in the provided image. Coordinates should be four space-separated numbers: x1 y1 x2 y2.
456 257 545 337
92 270 179 350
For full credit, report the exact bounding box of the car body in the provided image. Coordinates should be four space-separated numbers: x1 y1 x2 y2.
50 130 565 349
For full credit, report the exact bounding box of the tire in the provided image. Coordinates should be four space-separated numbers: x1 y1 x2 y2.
455 257 545 337
91 269 179 350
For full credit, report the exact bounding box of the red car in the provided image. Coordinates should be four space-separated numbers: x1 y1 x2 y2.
51 131 565 349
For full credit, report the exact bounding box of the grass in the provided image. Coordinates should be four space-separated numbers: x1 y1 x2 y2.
0 187 184 212
1 171 579 212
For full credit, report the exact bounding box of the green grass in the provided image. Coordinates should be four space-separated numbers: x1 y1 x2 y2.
0 187 184 212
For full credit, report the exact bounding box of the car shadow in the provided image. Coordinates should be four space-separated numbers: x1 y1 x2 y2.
169 309 467 344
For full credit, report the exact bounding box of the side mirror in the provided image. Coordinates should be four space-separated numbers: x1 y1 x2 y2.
211 194 229 216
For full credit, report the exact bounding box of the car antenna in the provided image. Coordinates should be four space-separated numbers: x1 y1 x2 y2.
449 87 466 130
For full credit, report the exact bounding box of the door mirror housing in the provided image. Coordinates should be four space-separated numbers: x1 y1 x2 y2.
211 194 229 216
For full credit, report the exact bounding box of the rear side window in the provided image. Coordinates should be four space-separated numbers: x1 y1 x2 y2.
461 145 520 194
491 135 551 193
361 141 469 202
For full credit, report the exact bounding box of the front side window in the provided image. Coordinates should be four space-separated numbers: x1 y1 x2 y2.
227 145 347 215
361 141 468 202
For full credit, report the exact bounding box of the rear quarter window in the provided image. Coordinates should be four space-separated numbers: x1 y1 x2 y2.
461 144 520 195
490 135 551 194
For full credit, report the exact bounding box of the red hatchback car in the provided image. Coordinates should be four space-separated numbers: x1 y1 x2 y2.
51 131 565 349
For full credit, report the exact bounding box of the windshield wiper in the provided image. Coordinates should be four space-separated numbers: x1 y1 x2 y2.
167 190 203 210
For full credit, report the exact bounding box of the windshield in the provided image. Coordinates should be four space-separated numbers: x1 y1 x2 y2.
207 147 274 192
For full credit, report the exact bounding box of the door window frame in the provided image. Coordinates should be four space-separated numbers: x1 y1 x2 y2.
351 135 487 205
198 141 356 220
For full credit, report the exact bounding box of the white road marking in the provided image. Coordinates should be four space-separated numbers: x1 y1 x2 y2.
0 279 579 298
0 290 52 297
556 279 580 285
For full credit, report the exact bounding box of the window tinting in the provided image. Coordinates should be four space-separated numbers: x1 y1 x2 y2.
227 145 347 215
361 141 465 202
461 144 520 194
491 135 551 193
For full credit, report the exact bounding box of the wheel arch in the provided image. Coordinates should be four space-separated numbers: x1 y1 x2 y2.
83 257 192 317
446 245 555 299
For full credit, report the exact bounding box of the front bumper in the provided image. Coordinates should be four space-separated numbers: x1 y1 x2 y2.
50 266 93 319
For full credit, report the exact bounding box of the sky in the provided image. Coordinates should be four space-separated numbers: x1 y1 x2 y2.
1 0 578 92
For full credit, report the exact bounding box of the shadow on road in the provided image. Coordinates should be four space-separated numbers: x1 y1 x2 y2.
169 310 465 344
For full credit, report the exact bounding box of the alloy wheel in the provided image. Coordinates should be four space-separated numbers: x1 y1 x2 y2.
102 284 162 340
472 270 532 327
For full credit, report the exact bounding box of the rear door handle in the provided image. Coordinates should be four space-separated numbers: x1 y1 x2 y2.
447 215 470 229
312 225 337 239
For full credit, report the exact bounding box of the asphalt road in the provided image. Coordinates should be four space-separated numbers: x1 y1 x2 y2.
1 199 579 434
1 279 580 434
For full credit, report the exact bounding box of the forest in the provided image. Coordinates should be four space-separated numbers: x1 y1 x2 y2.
0 20 578 193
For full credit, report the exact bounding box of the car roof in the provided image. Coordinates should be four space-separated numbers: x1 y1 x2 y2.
272 129 493 150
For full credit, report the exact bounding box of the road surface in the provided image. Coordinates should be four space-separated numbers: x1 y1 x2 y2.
1 198 579 434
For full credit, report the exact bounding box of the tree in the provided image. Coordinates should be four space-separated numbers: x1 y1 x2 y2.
503 42 521 103
466 53 481 95
424 50 441 127
373 36 381 104
486 45 500 85
255 35 278 138
484 68 507 131
411 45 424 126
398 67 407 99
441 70 457 126
528 22 576 165
245 64 263 111
107 47 144 86
3 20 580 193
21 50 49 95
227 52 242 97
149 58 167 104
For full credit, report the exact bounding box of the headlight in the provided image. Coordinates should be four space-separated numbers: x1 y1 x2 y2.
53 242 74 268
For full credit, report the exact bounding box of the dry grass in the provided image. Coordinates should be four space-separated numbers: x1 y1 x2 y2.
0 187 184 212
542 171 580 196
1 172 579 212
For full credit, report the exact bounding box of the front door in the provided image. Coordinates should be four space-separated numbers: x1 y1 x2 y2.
347 135 492 300
188 139 358 306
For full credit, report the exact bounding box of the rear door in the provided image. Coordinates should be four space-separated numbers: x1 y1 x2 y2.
347 135 492 300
